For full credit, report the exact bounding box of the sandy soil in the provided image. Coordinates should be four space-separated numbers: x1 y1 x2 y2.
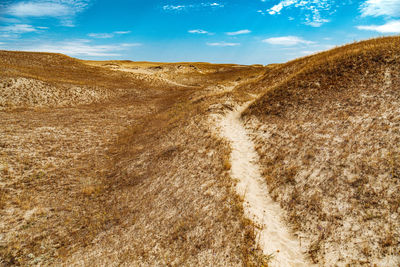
213 102 312 266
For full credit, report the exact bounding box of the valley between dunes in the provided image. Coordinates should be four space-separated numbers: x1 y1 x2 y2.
1 36 399 266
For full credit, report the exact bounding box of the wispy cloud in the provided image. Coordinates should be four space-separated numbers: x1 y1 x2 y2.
88 33 114 39
357 20 400 33
0 24 38 33
21 39 141 57
163 5 186 11
265 0 333 27
207 42 240 47
87 31 131 39
267 0 297 15
0 23 48 38
188 29 209 34
360 0 400 17
202 2 223 7
263 36 315 46
162 2 224 12
304 15 329 27
300 44 335 55
6 2 74 17
0 17 21 23
300 50 318 55
120 43 140 47
257 10 266 15
0 33 17 38
226 29 251 36
114 31 131 35
3 0 91 27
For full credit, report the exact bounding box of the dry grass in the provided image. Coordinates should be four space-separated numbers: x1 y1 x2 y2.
243 36 400 265
3 36 398 266
84 59 265 89
0 50 266 266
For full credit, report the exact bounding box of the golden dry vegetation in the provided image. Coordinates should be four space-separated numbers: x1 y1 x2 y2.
0 50 267 266
242 36 400 265
1 36 400 266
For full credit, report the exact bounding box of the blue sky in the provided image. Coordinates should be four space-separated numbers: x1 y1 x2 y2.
0 0 399 64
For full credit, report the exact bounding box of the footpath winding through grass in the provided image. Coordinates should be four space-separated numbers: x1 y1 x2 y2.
218 102 311 267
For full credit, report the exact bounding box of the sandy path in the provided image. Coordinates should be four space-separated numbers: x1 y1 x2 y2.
218 103 311 267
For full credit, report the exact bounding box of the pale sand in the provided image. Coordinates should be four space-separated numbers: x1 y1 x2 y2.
218 103 312 267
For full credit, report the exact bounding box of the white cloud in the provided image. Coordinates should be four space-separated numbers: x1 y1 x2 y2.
268 0 296 15
0 33 19 38
207 42 240 47
360 0 400 17
305 17 330 27
4 0 91 26
226 29 251 36
114 31 131 35
188 29 209 34
202 2 224 7
87 31 132 39
300 44 335 55
257 10 266 15
163 5 186 11
120 43 141 47
0 24 38 33
357 20 400 33
88 33 114 38
162 2 223 11
23 39 141 57
263 36 315 46
7 2 73 17
266 0 333 27
301 50 318 55
0 17 21 23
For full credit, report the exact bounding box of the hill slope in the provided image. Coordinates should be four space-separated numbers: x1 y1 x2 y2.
0 51 143 109
1 37 399 266
0 51 267 266
242 36 400 265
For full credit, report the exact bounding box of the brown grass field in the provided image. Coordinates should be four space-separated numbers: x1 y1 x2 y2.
242 36 400 265
1 36 400 266
0 50 267 266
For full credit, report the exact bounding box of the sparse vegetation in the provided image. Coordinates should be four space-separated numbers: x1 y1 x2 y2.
0 50 266 266
1 36 399 266
242 36 400 265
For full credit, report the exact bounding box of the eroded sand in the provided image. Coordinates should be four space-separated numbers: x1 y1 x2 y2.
217 103 312 267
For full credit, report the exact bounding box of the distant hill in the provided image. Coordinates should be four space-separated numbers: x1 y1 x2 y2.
0 50 263 109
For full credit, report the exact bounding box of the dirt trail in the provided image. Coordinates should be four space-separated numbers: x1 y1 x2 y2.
218 103 311 267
